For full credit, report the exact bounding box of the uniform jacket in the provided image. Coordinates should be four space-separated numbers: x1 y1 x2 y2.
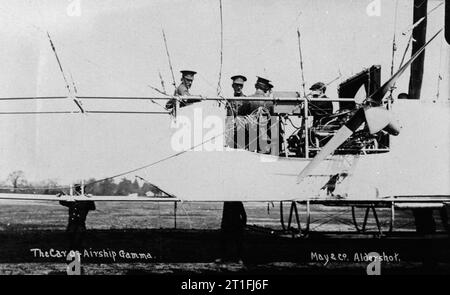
308 95 333 125
166 83 200 109
221 202 247 231
60 200 96 229
238 89 273 115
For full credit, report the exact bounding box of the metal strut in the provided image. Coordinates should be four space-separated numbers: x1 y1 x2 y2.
280 201 302 237
280 201 311 237
287 201 301 233
280 201 286 231
174 201 177 229
351 205 384 236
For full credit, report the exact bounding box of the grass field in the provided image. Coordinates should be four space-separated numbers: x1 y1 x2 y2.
0 200 449 275
0 199 439 231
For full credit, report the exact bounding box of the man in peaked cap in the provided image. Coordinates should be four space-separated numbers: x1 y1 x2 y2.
226 75 248 148
307 81 333 126
227 75 247 116
59 184 96 252
234 76 275 153
231 75 247 97
237 76 273 115
309 81 326 96
166 70 201 110
251 76 272 98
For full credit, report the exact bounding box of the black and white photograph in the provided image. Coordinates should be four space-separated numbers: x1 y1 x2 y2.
0 0 449 285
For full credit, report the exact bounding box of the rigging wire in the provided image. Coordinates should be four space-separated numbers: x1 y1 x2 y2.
83 125 233 188
297 28 307 97
0 96 68 101
0 111 169 115
5 102 285 193
391 0 400 77
46 32 85 113
216 0 224 96
162 28 177 92
158 70 167 93
386 0 400 103
398 34 414 69
84 110 281 190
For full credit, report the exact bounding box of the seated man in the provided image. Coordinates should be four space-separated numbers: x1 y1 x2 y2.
307 82 333 126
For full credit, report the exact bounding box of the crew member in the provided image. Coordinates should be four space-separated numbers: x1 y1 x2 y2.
236 76 272 116
231 75 247 97
225 75 247 148
216 201 247 264
59 184 96 252
166 70 201 110
412 209 436 234
236 76 274 153
307 82 333 125
227 75 247 116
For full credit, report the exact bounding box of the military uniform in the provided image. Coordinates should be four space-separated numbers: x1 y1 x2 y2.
226 75 247 148
239 77 274 115
60 195 96 251
174 83 190 96
228 75 247 116
60 201 96 232
166 70 200 110
219 202 247 262
236 77 274 153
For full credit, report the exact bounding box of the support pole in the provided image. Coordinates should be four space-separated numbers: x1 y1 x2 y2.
174 201 177 229
280 201 287 231
352 205 384 235
389 202 395 232
304 98 309 158
306 200 311 234
371 206 383 236
287 202 301 236
408 0 428 100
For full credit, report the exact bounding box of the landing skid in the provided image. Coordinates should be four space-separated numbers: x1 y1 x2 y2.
278 200 449 238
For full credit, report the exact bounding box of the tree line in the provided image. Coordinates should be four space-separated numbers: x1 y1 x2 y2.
0 170 163 196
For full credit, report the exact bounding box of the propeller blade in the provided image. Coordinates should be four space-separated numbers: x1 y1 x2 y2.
368 29 442 103
383 120 401 136
297 109 365 183
296 29 442 185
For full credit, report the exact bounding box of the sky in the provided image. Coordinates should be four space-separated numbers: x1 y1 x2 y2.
0 0 448 184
